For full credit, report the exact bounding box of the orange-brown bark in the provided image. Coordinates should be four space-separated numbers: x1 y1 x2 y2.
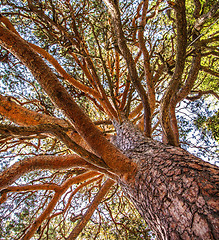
132 2 143 44
0 25 136 179
138 0 156 114
0 184 60 204
66 4 118 119
115 51 120 96
0 123 112 169
119 80 130 111
29 43 101 99
129 103 143 120
0 94 69 128
0 14 117 119
69 51 99 91
31 43 117 118
169 105 180 146
0 93 97 151
0 155 112 190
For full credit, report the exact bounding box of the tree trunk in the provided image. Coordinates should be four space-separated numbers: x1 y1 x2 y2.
113 120 219 240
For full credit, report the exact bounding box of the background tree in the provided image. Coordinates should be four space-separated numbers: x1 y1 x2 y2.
0 0 218 239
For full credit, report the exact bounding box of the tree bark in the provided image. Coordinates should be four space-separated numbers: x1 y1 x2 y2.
114 120 219 240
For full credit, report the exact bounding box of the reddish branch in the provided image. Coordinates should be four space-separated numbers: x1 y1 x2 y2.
0 15 117 119
0 24 136 180
137 0 161 114
21 171 101 240
0 93 96 151
103 0 152 137
66 2 118 119
48 175 104 220
0 94 69 128
0 154 117 192
0 123 111 169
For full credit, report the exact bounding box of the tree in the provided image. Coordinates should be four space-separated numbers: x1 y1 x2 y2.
0 0 218 239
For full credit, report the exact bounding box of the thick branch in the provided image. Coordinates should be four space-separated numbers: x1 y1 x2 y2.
160 0 187 146
137 0 161 114
0 94 94 151
0 25 136 179
173 50 201 104
0 155 112 190
0 14 118 119
0 94 69 128
168 46 201 146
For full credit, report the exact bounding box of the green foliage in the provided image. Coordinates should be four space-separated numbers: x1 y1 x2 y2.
195 109 219 142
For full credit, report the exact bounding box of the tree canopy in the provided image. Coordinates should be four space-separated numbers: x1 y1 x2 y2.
0 0 218 239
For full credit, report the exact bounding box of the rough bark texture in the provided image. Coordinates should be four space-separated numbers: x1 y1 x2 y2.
114 120 219 240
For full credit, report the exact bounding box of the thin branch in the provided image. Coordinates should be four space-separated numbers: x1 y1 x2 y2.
90 20 119 114
0 93 94 152
0 14 120 119
48 175 103 220
66 2 118 119
0 184 59 204
186 90 219 101
103 0 152 137
200 65 219 78
0 123 110 169
137 0 157 114
22 171 101 240
67 178 115 240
